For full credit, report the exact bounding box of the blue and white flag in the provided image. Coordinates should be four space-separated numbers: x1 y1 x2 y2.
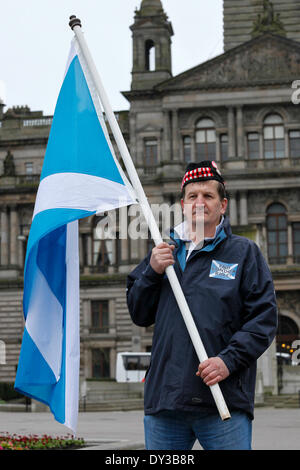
14 39 136 432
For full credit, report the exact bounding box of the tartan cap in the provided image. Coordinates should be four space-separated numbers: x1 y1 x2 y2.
181 160 224 190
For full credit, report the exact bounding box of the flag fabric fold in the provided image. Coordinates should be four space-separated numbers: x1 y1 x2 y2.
15 39 136 432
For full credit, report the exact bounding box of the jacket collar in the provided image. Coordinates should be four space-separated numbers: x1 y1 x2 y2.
168 215 231 271
170 215 231 245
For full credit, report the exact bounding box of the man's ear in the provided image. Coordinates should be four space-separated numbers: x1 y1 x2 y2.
221 198 228 215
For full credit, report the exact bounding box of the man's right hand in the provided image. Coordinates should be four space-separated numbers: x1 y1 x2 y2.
150 242 175 274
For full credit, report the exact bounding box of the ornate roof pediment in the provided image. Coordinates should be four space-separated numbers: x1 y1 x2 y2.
156 33 300 91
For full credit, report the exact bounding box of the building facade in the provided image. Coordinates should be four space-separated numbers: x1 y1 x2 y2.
0 0 300 398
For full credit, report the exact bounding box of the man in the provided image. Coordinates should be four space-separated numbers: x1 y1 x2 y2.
127 160 277 450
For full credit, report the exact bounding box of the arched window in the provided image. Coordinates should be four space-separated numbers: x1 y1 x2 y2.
145 40 155 71
263 114 285 159
266 203 287 265
195 118 216 161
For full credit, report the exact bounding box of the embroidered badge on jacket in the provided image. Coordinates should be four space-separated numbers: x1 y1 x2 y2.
209 260 238 280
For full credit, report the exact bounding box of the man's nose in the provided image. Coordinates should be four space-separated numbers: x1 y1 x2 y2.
193 195 205 206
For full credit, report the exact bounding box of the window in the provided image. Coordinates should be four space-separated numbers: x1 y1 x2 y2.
25 162 33 174
293 222 300 263
91 348 110 378
195 118 216 161
289 130 300 158
220 134 228 161
247 132 260 159
145 40 155 71
91 300 109 333
144 139 158 172
93 216 112 272
183 136 192 163
263 114 285 159
123 355 151 371
146 231 155 254
266 203 288 264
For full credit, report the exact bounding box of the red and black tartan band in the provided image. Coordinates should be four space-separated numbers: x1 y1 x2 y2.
181 160 225 190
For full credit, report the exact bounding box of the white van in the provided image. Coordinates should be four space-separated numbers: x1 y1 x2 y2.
116 351 151 382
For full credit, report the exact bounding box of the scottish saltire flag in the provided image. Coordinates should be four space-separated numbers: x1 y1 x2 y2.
14 39 136 432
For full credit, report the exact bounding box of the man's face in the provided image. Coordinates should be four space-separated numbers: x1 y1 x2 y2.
181 180 227 236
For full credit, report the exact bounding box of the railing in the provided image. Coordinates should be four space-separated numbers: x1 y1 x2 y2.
17 175 40 184
89 326 110 334
269 256 287 265
222 157 300 171
87 324 116 336
143 166 157 176
23 118 52 127
0 174 40 186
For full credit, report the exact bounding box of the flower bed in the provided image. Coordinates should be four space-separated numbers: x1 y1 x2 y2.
0 433 85 450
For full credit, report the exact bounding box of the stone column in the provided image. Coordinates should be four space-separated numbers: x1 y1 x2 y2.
229 191 238 226
262 224 268 259
82 299 90 336
236 106 244 158
287 222 293 265
121 203 129 266
18 235 24 268
163 110 172 162
215 132 221 163
191 135 195 163
171 109 180 161
1 207 9 266
118 205 129 271
227 107 236 158
239 191 248 226
121 237 129 262
130 211 139 262
285 129 289 160
79 233 84 268
86 233 92 266
259 131 264 161
132 323 142 352
129 112 137 164
10 205 18 266
110 238 116 269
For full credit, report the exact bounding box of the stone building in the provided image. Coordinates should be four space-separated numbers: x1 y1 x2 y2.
0 0 300 399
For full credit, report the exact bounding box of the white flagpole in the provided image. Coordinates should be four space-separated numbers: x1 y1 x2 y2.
69 16 231 421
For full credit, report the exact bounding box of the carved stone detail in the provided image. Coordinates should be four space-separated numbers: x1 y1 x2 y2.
158 35 300 90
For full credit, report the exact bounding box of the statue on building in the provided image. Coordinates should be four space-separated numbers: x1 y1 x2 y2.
3 150 16 176
252 0 286 37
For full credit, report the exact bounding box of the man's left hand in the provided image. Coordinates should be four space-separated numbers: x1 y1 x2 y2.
196 357 229 386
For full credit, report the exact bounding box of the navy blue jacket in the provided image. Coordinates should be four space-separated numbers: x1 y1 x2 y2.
127 216 277 419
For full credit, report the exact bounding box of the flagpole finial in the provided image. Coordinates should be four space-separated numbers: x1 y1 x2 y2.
69 15 82 30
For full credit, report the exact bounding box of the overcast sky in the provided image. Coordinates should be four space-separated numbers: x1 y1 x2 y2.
0 0 223 116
